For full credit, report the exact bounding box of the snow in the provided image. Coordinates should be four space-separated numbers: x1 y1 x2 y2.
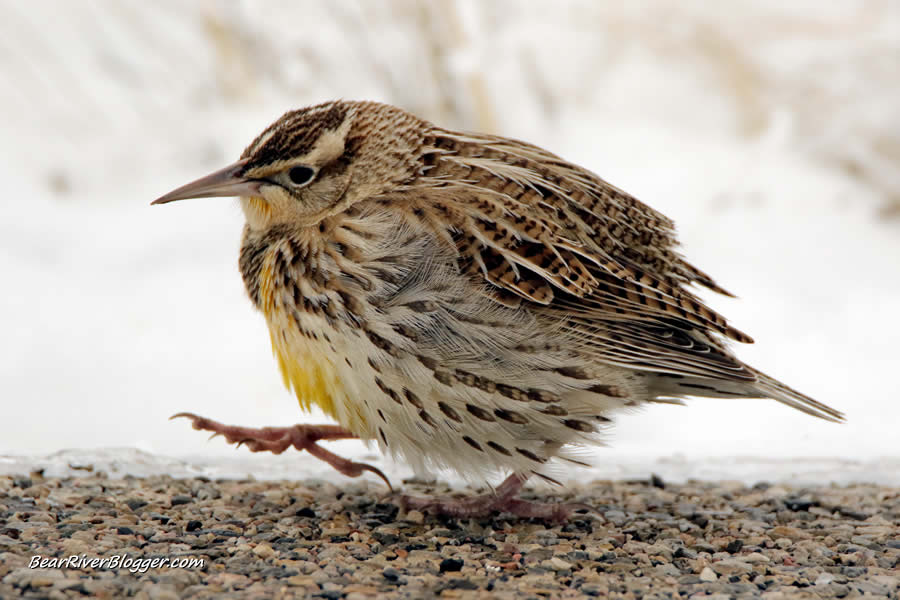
2 449 898 488
1 1 898 486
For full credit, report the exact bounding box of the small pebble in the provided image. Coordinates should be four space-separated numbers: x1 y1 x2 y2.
743 552 770 563
185 520 202 532
545 556 574 571
252 543 275 559
711 558 753 575
439 558 463 573
125 498 147 511
404 510 425 525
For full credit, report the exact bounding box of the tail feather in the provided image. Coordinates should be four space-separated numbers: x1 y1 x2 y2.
648 367 845 423
748 367 845 423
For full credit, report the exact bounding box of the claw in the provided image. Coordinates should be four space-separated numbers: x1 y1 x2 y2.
171 412 209 431
359 463 394 493
170 412 198 421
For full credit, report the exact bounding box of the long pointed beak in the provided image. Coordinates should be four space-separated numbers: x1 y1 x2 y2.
151 159 262 205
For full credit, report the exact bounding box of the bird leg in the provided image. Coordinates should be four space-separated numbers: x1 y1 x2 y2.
399 473 593 522
171 412 392 490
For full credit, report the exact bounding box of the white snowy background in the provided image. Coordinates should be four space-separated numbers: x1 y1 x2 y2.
1 1 898 485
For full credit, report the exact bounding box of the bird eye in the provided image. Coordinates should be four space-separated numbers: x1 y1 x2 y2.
288 166 315 186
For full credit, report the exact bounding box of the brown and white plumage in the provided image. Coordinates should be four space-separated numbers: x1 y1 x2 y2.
383 110 840 422
155 100 843 518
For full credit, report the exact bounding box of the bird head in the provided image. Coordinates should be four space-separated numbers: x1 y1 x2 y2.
152 101 426 230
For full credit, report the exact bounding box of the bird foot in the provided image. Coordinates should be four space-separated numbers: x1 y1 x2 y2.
171 412 393 490
399 494 592 522
398 474 594 522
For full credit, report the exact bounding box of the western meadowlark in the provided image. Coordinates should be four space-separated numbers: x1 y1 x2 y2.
153 100 843 520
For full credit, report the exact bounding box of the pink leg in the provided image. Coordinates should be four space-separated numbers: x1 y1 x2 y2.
399 474 594 522
171 412 392 490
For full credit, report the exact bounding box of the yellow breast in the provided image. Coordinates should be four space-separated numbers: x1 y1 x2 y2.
270 329 340 419
257 248 368 431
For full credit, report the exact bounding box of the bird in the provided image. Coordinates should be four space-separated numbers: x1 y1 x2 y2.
153 100 844 520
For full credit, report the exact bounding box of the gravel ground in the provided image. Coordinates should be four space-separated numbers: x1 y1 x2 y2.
1 474 898 599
